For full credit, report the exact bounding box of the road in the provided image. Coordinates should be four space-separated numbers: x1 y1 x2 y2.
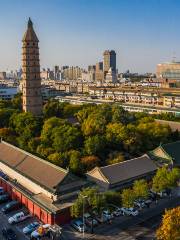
61 195 180 240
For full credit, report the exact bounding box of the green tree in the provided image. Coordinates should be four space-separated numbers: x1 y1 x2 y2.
63 103 82 118
0 109 16 128
41 117 67 146
84 135 106 156
167 168 180 188
69 150 83 174
71 187 106 217
0 128 15 143
75 104 96 123
121 188 136 208
11 93 22 110
133 179 149 200
152 167 170 193
104 191 121 206
106 122 126 146
43 100 65 118
106 151 125 165
82 113 107 136
52 124 82 152
71 197 85 218
111 105 131 124
27 137 40 153
36 144 54 158
10 112 41 149
47 152 64 167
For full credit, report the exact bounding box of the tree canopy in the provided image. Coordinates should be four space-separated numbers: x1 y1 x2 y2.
156 206 180 240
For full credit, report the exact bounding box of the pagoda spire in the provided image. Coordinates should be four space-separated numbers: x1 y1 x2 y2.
28 17 33 28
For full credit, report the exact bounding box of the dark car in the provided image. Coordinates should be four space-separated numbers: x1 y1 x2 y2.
1 200 21 214
0 193 10 203
0 187 4 195
2 227 16 240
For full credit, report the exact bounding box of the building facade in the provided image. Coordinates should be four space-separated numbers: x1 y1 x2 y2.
156 61 180 81
103 50 116 76
95 62 104 82
22 18 43 115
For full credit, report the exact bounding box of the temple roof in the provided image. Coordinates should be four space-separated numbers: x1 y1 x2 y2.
22 18 39 42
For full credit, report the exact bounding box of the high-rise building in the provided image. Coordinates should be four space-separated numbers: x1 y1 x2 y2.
95 61 104 82
105 67 117 83
88 65 96 72
22 18 42 115
103 50 116 76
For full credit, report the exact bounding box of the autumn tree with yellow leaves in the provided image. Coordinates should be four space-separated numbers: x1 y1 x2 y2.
156 206 180 240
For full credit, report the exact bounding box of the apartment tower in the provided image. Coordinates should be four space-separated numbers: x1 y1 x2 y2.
103 50 116 77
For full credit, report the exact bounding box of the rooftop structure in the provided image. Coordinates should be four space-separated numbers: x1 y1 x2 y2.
86 154 157 190
150 141 180 167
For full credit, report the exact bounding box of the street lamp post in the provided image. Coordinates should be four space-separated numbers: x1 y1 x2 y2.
80 194 87 239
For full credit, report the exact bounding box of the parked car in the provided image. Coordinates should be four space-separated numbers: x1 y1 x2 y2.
0 193 10 203
102 210 114 220
144 199 152 206
121 207 139 216
157 190 168 198
71 219 86 232
84 213 98 227
0 187 5 195
108 204 122 217
149 191 158 201
31 224 51 239
8 211 31 224
92 210 107 223
23 221 40 234
1 200 21 214
134 199 146 208
2 227 16 240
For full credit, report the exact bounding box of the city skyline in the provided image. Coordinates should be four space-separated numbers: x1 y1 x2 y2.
1 0 180 73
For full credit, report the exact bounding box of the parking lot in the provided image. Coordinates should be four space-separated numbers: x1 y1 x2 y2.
0 201 31 239
61 192 180 240
0 199 52 240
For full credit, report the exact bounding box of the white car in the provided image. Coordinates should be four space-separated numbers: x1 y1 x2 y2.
102 210 114 220
23 221 40 234
31 224 51 239
134 199 146 208
121 207 139 216
8 211 31 224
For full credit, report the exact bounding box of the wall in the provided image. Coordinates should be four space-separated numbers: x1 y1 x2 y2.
0 178 71 225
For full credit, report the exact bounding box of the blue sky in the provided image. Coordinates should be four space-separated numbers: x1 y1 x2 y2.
0 0 180 73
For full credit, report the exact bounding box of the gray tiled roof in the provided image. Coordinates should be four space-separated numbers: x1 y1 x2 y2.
99 154 157 184
161 141 180 165
0 141 68 192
